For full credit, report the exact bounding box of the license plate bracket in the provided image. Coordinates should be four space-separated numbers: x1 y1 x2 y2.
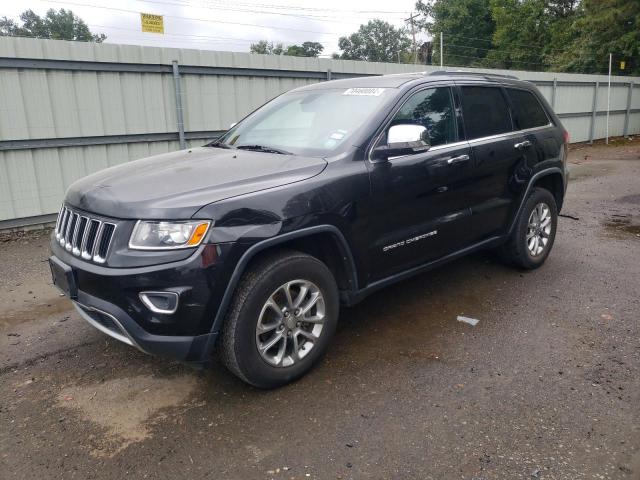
49 256 78 299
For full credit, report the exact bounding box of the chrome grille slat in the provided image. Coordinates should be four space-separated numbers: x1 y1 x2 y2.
64 213 78 250
82 219 101 259
58 208 70 244
72 216 88 255
56 206 117 264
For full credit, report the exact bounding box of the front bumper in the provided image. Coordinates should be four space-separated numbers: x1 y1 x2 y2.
50 238 236 365
72 291 214 363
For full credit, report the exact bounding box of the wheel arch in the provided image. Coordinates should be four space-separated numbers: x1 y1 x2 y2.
508 167 565 235
209 225 358 338
532 170 565 211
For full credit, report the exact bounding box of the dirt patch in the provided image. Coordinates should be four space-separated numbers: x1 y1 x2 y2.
617 194 640 205
568 162 617 181
57 374 200 457
602 214 640 238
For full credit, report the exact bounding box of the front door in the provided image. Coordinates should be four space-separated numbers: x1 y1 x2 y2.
367 86 475 281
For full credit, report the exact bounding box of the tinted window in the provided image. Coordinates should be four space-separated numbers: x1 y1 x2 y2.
390 87 456 147
460 86 512 140
507 88 549 130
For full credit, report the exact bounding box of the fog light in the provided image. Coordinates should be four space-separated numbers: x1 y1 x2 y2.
139 291 179 314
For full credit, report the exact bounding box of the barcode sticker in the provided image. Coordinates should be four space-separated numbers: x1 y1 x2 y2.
343 88 386 96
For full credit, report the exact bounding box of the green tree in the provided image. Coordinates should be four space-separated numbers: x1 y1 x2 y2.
0 9 106 42
485 0 551 70
285 41 324 57
415 0 495 66
336 19 412 62
550 0 639 75
249 40 285 55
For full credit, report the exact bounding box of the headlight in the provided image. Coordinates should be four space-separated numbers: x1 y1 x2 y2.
129 220 211 250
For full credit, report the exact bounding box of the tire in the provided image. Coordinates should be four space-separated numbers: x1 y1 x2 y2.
219 249 339 389
499 187 558 270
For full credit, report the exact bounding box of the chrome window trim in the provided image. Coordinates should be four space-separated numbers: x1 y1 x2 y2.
367 82 556 163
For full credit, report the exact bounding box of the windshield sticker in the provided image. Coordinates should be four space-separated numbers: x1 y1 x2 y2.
343 88 386 96
330 129 347 140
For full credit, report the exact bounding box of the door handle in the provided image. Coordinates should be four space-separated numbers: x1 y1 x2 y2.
514 140 532 150
447 154 470 165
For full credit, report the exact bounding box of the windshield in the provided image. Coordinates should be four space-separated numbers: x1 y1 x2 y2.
214 87 396 157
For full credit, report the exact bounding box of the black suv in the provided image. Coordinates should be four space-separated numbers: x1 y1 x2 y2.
50 71 569 388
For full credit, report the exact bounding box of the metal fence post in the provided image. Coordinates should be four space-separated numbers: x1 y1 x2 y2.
326 68 332 81
551 77 557 109
172 60 186 149
623 82 633 138
589 81 599 144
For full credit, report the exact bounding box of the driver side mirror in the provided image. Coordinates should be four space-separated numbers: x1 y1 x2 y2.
371 124 431 161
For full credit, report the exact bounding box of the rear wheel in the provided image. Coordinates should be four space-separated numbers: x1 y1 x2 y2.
219 250 339 388
499 187 558 269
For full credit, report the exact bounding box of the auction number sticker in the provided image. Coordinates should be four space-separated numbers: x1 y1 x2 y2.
343 88 386 96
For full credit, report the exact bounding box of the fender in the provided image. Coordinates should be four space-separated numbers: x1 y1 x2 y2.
205 225 358 346
507 167 565 235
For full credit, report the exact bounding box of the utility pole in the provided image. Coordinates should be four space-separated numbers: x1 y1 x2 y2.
440 31 443 67
606 52 612 145
405 12 419 65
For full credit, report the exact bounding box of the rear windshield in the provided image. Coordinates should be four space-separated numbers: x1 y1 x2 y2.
216 87 396 157
506 88 550 130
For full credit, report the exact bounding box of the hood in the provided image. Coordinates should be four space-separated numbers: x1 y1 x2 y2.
65 147 327 219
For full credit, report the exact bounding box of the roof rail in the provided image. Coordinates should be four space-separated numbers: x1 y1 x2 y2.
427 70 519 80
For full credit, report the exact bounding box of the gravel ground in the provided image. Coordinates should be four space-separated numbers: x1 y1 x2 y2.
1 142 639 479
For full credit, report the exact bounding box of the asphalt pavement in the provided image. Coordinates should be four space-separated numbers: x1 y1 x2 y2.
1 141 639 479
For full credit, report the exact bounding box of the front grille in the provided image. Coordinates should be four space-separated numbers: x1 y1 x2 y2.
54 206 117 264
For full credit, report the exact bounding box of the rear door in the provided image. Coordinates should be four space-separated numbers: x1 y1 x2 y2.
457 84 524 243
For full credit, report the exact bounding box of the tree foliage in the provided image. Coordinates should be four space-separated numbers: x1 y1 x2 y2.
250 40 285 55
285 41 324 57
250 40 324 57
0 9 106 42
549 0 639 74
418 0 639 74
415 0 495 67
335 19 412 62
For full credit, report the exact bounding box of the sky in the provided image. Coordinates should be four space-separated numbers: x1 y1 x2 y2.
5 0 428 56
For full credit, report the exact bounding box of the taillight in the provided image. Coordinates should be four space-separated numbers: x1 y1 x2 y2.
563 129 570 144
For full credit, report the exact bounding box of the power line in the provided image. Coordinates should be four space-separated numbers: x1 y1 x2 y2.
126 0 407 22
38 0 348 35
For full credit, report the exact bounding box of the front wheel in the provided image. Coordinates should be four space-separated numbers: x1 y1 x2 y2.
219 250 339 389
499 187 558 269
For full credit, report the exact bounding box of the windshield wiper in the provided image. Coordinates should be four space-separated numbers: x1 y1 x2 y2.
206 140 233 149
236 144 292 155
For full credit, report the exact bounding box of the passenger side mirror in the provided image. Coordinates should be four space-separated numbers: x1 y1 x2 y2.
372 124 430 161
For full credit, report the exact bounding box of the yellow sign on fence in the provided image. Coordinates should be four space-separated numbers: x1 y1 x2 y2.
141 13 164 34
620 60 626 70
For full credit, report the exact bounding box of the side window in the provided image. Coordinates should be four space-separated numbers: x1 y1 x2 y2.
506 88 550 130
460 86 512 140
389 87 456 147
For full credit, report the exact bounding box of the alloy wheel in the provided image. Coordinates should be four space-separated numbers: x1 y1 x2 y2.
255 279 326 367
526 202 552 256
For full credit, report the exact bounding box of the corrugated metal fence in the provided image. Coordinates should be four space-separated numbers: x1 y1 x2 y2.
1 36 639 229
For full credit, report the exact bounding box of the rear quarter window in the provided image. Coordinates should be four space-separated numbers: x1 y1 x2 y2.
507 88 550 130
460 86 513 140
